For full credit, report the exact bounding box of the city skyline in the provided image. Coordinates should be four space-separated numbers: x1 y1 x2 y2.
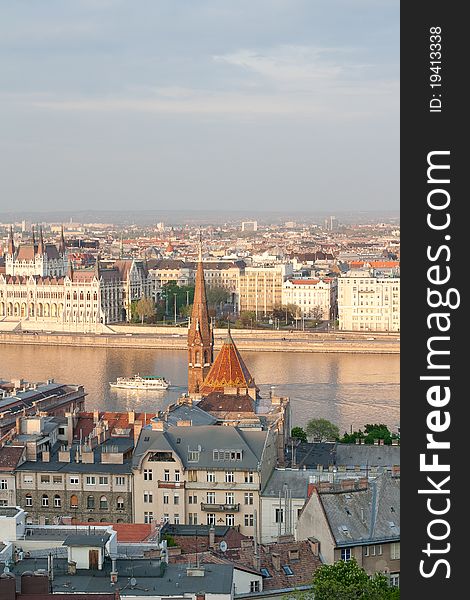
0 0 399 213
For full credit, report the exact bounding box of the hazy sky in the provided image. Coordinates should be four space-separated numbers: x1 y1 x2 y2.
0 0 399 213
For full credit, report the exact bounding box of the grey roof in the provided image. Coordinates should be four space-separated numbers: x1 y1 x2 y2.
64 533 111 547
285 442 336 469
161 523 230 537
10 558 234 596
319 473 400 546
262 469 312 499
133 425 268 470
162 403 217 427
335 443 400 469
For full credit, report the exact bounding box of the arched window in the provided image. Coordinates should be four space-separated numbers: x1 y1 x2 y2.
195 350 199 364
116 497 124 510
87 291 91 301
54 495 61 508
88 518 94 522
29 303 34 316
70 494 78 508
80 291 84 301
26 517 33 525
100 496 108 510
93 292 98 302
73 291 77 301
42 494 49 507
25 494 33 507
87 496 95 509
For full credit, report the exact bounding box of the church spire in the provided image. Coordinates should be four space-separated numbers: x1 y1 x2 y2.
7 225 15 255
32 225 36 248
59 225 66 254
187 235 213 394
38 226 45 255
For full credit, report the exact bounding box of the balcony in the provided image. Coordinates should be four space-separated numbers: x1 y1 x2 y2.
158 480 185 489
200 503 240 512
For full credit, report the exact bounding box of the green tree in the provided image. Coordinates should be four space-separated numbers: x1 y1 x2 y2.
135 297 156 324
291 427 308 443
312 558 399 600
306 418 339 442
206 285 230 308
339 424 399 445
236 310 256 328
273 303 299 323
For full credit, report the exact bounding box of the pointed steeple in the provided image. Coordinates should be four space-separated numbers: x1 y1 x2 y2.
32 225 36 248
7 226 15 255
187 235 213 394
59 225 66 254
38 226 45 255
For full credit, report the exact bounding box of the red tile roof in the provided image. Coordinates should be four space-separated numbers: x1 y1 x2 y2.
0 445 25 471
78 522 154 542
74 412 154 439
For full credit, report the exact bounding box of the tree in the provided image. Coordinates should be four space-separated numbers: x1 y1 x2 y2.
291 427 308 443
339 423 399 445
135 297 156 324
206 285 230 308
312 558 399 600
311 305 324 322
236 310 256 328
306 418 339 442
273 303 299 323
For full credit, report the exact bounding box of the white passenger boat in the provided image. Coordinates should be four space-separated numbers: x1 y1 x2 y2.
109 374 170 390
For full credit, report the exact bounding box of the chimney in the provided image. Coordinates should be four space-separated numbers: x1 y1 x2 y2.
307 538 320 556
128 410 135 425
271 553 281 571
133 421 143 445
176 420 192 427
209 527 215 547
379 439 384 446
93 410 99 424
42 450 50 462
151 420 165 431
0 573 16 600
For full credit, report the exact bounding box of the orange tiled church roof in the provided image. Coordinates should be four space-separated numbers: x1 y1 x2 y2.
200 326 257 395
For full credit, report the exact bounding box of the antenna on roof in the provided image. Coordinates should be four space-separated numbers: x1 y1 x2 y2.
198 228 203 262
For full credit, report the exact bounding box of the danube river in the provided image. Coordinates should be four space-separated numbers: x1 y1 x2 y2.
0 345 399 433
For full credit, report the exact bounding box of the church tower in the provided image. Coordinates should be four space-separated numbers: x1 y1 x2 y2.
187 238 213 394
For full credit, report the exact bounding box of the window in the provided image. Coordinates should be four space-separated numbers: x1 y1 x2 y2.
115 476 125 486
226 513 235 526
174 470 180 482
164 470 170 482
87 496 95 509
207 513 216 526
189 495 198 504
163 494 169 504
144 469 153 481
163 514 169 522
225 492 234 505
189 513 198 525
100 495 108 509
260 568 271 578
53 475 62 484
40 475 50 484
117 497 124 509
144 491 153 503
86 476 96 485
0 480 7 490
377 545 383 555
275 508 284 523
70 494 79 508
250 581 260 593
390 574 400 587
99 476 108 485
144 512 154 524
364 546 369 557
25 494 33 506
207 471 215 483
188 470 198 482
58 427 65 435
174 494 179 505
188 450 200 462
23 475 33 484
54 495 61 508
69 476 79 485
282 565 294 576
341 548 352 561
245 514 254 527
225 471 234 483
244 492 254 505
245 471 254 483
390 542 400 560
42 494 49 507
207 492 216 504
174 514 180 524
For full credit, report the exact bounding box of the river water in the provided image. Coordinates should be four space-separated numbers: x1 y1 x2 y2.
0 345 399 434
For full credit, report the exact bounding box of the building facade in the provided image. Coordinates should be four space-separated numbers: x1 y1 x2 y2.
238 264 293 317
337 269 400 332
282 277 337 320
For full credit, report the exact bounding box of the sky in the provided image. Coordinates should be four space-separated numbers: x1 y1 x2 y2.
0 0 399 214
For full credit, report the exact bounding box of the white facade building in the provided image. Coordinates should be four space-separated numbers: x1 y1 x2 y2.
338 269 400 332
282 278 337 320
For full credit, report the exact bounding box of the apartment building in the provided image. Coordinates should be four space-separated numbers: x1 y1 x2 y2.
133 422 278 537
337 269 400 332
238 264 293 317
282 277 337 320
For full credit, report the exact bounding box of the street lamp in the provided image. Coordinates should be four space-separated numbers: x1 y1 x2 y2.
173 293 177 325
